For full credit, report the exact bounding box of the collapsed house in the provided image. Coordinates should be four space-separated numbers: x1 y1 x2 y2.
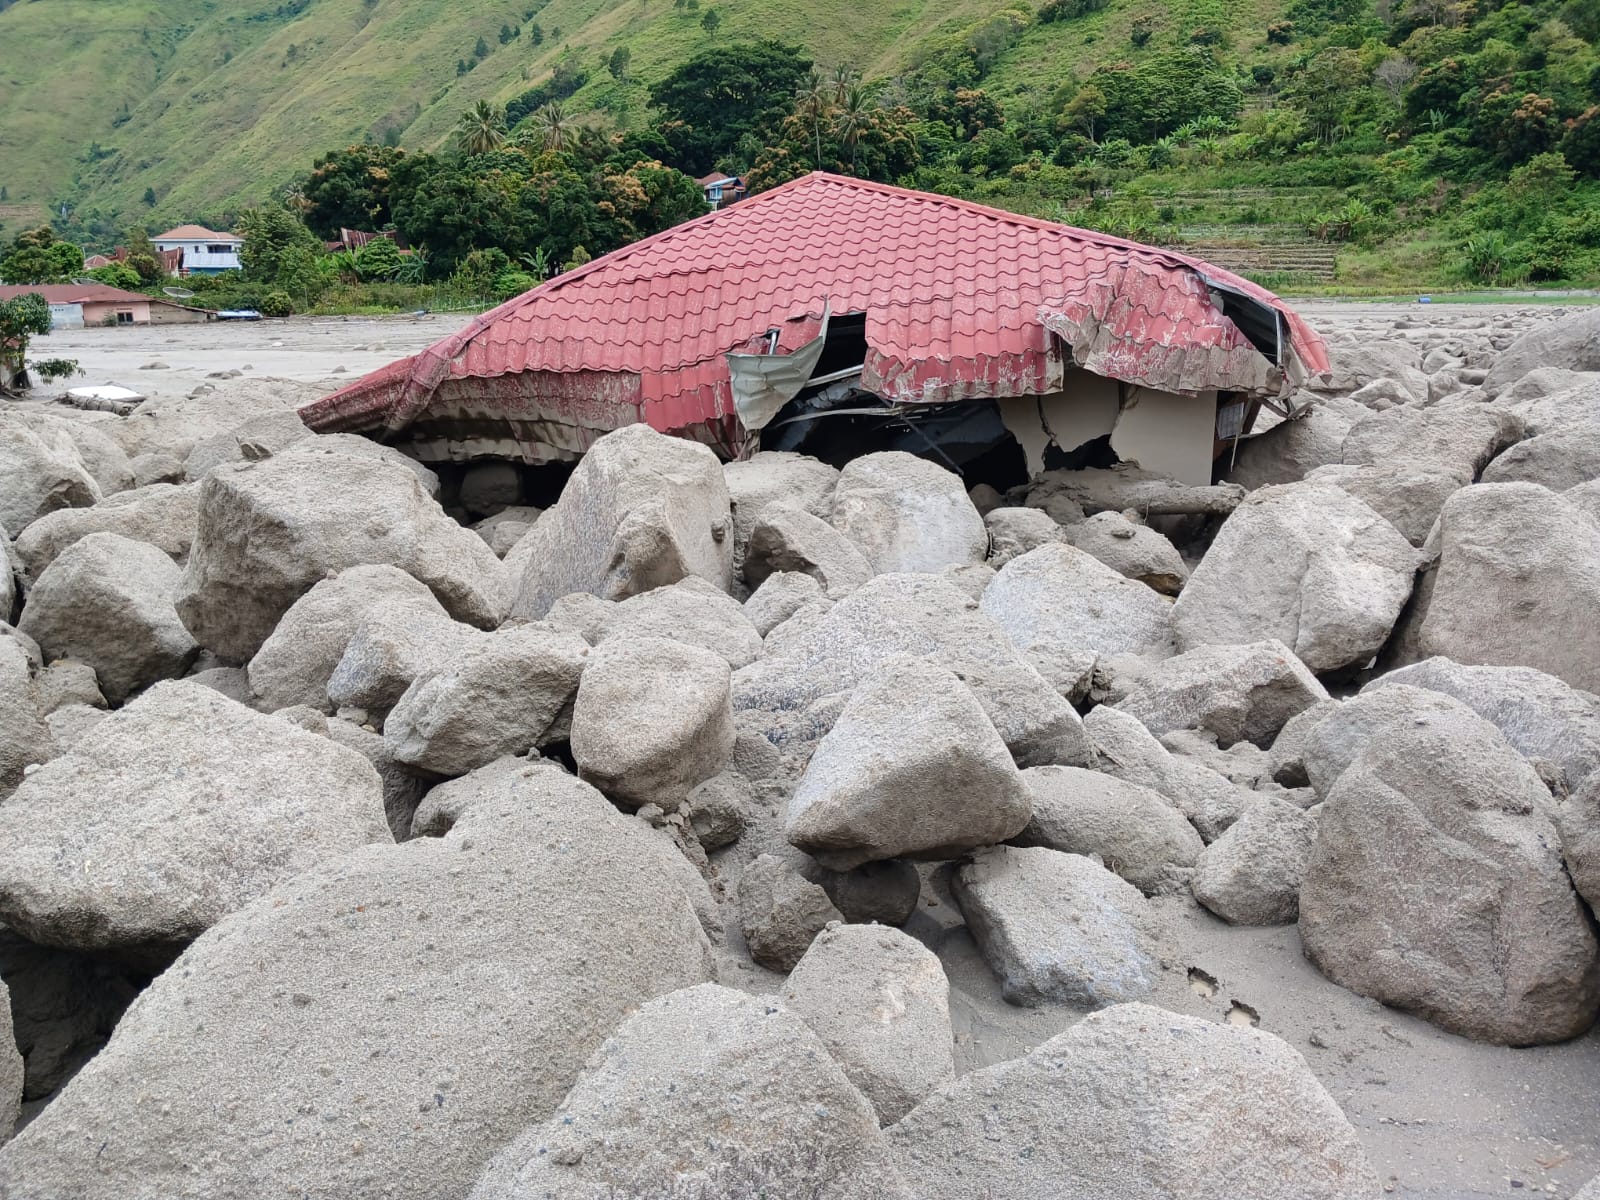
302 172 1328 489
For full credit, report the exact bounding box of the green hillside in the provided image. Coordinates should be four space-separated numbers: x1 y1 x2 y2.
2 0 1597 291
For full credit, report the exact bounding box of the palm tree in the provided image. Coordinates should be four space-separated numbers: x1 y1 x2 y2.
831 64 857 105
832 82 871 173
794 69 829 169
457 101 507 157
531 101 573 153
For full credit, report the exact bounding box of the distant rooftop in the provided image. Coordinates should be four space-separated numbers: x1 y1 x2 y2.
153 225 241 243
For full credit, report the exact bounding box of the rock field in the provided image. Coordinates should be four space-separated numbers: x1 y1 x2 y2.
0 303 1599 1197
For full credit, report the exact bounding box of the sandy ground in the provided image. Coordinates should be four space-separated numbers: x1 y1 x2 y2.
26 302 1600 1198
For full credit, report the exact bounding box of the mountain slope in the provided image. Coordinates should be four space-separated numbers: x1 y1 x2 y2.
0 0 1307 231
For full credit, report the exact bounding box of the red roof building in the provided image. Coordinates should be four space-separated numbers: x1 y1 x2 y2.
303 172 1327 482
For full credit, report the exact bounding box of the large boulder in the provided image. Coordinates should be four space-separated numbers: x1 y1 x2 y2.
0 771 715 1200
0 681 389 957
736 573 1089 769
183 409 312 479
0 414 100 534
1340 403 1522 480
785 657 1031 869
594 574 763 668
325 598 481 713
384 625 588 777
1295 685 1464 798
13 481 199 582
736 853 843 972
1172 482 1421 673
1311 335 1425 398
782 924 956 1124
1084 704 1259 841
886 1002 1380 1200
1225 401 1355 490
1014 765 1202 895
829 451 986 574
13 412 134 498
1482 308 1600 396
1366 656 1600 793
1481 411 1600 492
468 984 905 1199
176 451 505 661
323 716 428 841
0 638 50 800
983 506 1065 567
1064 511 1188 595
510 424 734 618
17 532 198 704
1303 462 1467 547
246 565 444 712
1409 483 1600 692
1557 773 1600 914
1113 639 1330 748
571 635 733 810
953 846 1166 1008
722 450 840 576
1299 694 1600 1044
746 503 874 597
113 378 313 462
471 506 541 558
981 543 1176 668
1191 796 1316 925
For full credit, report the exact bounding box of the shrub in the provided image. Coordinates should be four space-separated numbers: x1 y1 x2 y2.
1461 230 1507 283
259 290 293 317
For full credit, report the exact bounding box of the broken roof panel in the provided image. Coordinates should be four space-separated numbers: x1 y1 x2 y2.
302 172 1328 461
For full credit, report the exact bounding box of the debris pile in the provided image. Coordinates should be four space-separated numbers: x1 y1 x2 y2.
0 301 1597 1197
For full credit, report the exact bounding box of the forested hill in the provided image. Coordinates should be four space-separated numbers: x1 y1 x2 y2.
1 0 1597 290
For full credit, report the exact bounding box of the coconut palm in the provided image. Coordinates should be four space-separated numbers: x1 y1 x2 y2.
531 101 573 153
832 82 871 173
831 63 858 104
794 69 829 169
457 100 507 157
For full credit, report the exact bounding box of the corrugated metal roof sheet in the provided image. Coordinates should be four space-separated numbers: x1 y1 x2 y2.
303 172 1328 456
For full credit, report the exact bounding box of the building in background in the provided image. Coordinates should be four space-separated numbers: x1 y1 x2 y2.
150 225 243 274
0 284 214 326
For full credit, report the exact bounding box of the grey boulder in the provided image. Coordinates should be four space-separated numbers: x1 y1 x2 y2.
1172 482 1421 673
571 635 733 810
743 570 826 636
1410 483 1600 692
983 505 1065 567
471 506 542 557
0 414 99 534
786 657 1031 869
595 573 763 668
1113 639 1330 747
468 983 905 1199
384 625 588 776
1065 511 1188 594
0 770 715 1200
830 451 986 574
722 450 840 576
746 503 874 597
182 409 312 479
1366 656 1600 793
1014 765 1202 895
176 450 505 661
737 853 842 972
1191 796 1316 925
13 481 198 582
782 923 956 1124
17 532 198 704
0 680 389 957
886 1002 1380 1200
737 572 1090 769
981 542 1176 666
1341 403 1521 480
247 564 443 712
510 424 733 618
1482 307 1600 395
1299 694 1600 1044
325 598 482 713
953 845 1166 1008
1085 704 1259 841
1225 401 1355 489
1304 461 1467 547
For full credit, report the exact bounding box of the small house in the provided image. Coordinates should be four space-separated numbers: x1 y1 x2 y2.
695 173 745 210
0 284 214 327
150 225 243 274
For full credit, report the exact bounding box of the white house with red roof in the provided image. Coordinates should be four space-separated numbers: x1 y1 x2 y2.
150 224 243 274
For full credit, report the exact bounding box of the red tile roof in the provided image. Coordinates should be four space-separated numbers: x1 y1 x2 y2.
0 283 153 304
302 172 1328 456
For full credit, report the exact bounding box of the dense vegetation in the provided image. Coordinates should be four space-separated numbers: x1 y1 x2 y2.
2 0 1596 293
